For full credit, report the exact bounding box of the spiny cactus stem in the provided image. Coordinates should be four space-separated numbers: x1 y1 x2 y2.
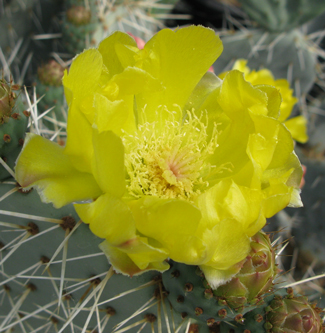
1 298 60 332
57 267 114 333
0 259 43 288
41 220 82 274
0 283 36 330
97 278 160 308
76 273 113 333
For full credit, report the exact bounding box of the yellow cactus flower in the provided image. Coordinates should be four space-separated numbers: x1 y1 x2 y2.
15 26 303 288
219 59 308 143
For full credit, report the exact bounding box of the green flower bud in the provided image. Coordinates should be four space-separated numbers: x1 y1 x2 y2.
265 292 324 333
212 231 278 311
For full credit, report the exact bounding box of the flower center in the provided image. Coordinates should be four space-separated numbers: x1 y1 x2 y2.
123 110 218 201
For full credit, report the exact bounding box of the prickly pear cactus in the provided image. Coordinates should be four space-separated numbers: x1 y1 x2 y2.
0 79 28 180
1 0 325 330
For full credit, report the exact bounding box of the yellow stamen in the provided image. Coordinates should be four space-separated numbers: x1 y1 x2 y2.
123 109 218 201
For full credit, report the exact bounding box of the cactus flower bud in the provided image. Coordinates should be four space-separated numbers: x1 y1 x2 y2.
212 231 278 311
37 60 64 87
66 5 92 26
265 293 324 333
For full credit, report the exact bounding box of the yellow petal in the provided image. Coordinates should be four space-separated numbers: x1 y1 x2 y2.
247 130 278 173
98 31 137 79
94 94 136 136
201 217 251 271
136 25 223 124
200 256 246 289
111 66 162 97
262 184 292 217
284 115 308 143
74 193 135 245
99 238 169 276
275 79 298 122
255 84 281 119
129 197 206 264
63 48 103 106
219 70 268 119
288 188 303 208
64 100 94 173
232 59 249 74
15 134 102 207
63 49 103 172
197 180 263 231
91 129 125 197
184 71 223 138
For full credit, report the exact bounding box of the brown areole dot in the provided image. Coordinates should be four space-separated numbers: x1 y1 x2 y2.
188 324 199 333
185 282 194 292
106 307 116 316
62 290 73 301
3 134 11 143
255 314 263 323
26 283 37 291
3 284 11 292
204 288 213 299
144 313 156 323
27 222 39 235
218 309 227 319
40 256 50 264
176 295 184 303
91 276 101 286
11 112 20 119
181 312 187 319
206 318 215 327
195 307 203 316
60 216 76 231
235 314 245 324
171 269 180 278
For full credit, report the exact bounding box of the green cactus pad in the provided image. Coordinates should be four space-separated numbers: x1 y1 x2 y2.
237 0 325 32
